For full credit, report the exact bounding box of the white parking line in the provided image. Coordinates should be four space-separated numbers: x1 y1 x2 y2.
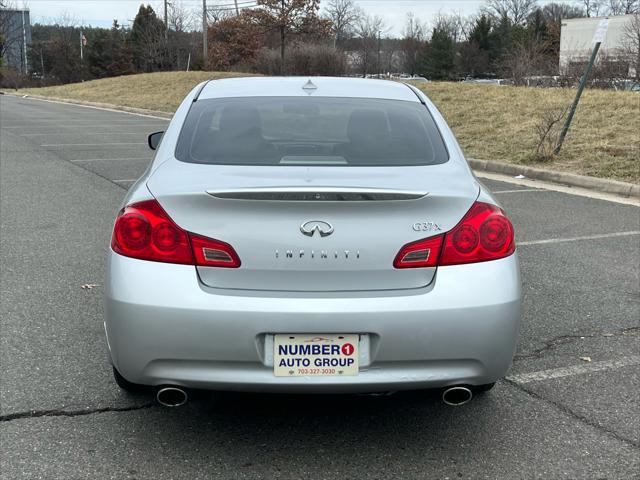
507 356 640 384
72 157 151 162
21 132 144 136
41 143 146 147
3 123 166 128
113 179 136 183
519 231 640 246
12 95 171 121
493 189 541 194
476 171 639 206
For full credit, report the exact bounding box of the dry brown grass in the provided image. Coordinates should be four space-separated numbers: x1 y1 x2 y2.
18 73 640 182
18 71 255 112
415 82 639 182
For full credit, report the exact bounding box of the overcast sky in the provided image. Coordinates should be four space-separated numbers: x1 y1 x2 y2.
20 0 568 36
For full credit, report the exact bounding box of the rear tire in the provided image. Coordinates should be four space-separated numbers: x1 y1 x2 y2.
112 367 147 392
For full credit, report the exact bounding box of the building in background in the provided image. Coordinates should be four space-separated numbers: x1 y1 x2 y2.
560 15 638 78
0 8 31 73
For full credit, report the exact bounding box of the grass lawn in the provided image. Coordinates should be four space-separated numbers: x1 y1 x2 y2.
15 72 639 182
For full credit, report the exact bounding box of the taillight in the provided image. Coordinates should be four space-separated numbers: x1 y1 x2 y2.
111 199 240 268
191 234 241 268
440 202 514 265
394 202 514 269
394 235 444 269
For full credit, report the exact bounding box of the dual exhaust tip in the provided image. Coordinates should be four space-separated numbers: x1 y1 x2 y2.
155 385 473 407
441 386 473 406
156 386 188 407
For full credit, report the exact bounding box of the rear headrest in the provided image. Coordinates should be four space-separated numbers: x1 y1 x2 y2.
219 105 262 136
347 109 389 142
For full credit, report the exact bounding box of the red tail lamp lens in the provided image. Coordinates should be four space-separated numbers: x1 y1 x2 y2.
112 200 193 264
393 202 515 269
112 199 241 268
440 202 515 266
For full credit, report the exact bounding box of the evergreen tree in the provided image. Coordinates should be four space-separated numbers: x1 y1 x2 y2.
129 5 167 72
88 21 132 78
421 26 455 80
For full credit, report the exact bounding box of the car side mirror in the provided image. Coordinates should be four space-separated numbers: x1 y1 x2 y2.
148 131 164 150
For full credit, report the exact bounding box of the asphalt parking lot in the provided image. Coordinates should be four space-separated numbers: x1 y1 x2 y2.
1 95 639 479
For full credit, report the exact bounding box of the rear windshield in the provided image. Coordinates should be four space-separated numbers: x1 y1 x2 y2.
175 97 449 166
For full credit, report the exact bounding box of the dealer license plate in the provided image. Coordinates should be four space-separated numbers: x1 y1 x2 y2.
273 334 359 377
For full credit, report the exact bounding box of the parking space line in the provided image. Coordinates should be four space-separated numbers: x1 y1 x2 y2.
476 171 640 206
507 356 640 384
113 179 136 183
41 143 146 147
493 189 541 194
21 132 144 136
3 123 166 129
71 157 151 162
519 231 640 246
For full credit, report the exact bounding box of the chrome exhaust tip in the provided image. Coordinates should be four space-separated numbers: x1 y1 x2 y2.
156 387 188 407
442 386 473 406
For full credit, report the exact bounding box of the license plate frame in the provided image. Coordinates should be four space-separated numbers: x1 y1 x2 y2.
273 334 359 377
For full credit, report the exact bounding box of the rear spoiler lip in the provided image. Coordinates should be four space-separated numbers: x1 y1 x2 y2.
206 187 428 201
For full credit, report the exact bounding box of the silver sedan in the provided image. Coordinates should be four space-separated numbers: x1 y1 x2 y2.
104 77 521 407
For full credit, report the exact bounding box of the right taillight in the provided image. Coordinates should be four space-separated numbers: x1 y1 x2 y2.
439 201 515 266
393 201 515 269
111 199 240 268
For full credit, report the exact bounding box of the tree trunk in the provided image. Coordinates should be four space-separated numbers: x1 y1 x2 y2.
280 25 285 75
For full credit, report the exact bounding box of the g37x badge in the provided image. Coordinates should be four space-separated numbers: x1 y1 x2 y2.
412 222 442 232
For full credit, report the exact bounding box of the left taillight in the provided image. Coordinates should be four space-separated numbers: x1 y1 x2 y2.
111 199 240 268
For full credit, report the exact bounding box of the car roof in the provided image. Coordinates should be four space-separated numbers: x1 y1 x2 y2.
197 76 421 102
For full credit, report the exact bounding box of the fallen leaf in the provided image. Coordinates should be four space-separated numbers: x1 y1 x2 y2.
579 356 592 362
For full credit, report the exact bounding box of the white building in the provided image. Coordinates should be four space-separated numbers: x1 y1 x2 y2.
559 14 637 77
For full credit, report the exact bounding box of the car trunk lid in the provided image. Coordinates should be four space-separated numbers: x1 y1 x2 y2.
147 160 478 292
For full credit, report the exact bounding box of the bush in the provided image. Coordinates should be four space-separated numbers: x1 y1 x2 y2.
256 43 347 76
0 67 36 89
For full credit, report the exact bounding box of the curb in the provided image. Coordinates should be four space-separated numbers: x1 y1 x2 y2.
469 159 639 199
5 92 638 199
5 93 174 119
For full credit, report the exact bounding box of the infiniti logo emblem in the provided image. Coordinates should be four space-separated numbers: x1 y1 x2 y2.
300 220 334 237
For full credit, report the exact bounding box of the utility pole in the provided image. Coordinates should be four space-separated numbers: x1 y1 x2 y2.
279 0 285 75
234 0 239 15
202 0 208 70
377 30 381 77
40 49 45 80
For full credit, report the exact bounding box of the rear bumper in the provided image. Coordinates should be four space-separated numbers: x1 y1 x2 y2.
104 252 521 393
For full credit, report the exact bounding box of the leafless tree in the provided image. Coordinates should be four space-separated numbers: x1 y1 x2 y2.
500 37 555 84
542 2 585 22
604 0 638 14
167 0 196 32
353 13 385 75
401 12 425 74
323 0 362 47
621 13 640 80
535 104 569 161
578 0 602 17
433 11 470 43
483 0 538 25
